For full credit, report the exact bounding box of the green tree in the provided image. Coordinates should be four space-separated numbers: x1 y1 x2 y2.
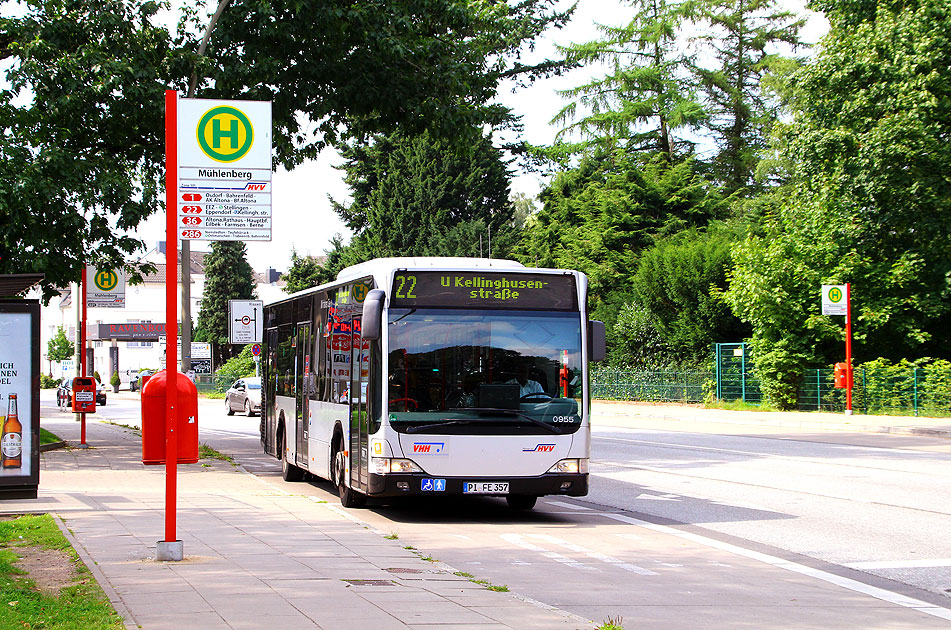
515 149 727 331
1 0 571 301
725 0 951 407
552 0 705 160
633 227 749 362
332 129 515 259
694 0 805 195
0 0 177 300
195 241 256 366
46 326 74 374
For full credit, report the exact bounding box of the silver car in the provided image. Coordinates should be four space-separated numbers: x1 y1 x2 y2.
225 377 261 416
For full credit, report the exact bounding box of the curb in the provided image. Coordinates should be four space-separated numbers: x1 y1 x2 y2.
53 515 139 630
39 441 67 452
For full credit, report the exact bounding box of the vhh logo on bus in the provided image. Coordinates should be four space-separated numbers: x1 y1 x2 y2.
413 442 445 454
196 106 254 163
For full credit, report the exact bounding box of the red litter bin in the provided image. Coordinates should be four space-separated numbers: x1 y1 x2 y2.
141 369 199 465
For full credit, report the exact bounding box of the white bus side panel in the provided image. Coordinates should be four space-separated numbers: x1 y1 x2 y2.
307 401 349 480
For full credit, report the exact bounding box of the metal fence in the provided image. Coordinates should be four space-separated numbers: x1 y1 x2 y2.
591 364 951 417
590 368 710 403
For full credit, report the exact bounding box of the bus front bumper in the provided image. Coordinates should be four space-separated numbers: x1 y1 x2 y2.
367 473 588 497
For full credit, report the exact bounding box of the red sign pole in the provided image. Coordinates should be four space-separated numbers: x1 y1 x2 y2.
80 265 88 446
845 282 853 415
164 89 180 546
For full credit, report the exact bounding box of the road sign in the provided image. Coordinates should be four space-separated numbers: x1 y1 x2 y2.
229 300 263 344
86 266 125 308
822 284 847 316
251 343 261 357
191 359 212 374
177 99 273 242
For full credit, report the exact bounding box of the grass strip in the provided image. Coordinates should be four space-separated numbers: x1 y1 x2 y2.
0 514 123 629
40 428 62 445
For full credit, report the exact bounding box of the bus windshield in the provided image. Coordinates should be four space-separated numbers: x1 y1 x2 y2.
386 308 583 434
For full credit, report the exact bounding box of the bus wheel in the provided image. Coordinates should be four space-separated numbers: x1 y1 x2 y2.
506 495 537 510
333 437 366 508
280 431 304 482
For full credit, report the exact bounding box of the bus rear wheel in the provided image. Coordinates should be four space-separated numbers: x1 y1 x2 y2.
333 437 366 508
280 429 304 482
506 495 537 510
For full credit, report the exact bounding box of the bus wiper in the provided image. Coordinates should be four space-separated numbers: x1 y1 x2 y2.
405 418 491 434
449 407 564 434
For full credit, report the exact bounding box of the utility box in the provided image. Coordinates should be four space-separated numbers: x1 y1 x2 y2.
141 370 199 465
833 362 850 389
72 377 97 413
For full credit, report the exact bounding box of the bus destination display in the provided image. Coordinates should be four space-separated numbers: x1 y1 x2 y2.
390 271 577 310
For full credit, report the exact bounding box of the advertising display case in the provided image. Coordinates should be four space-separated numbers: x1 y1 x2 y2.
0 300 40 499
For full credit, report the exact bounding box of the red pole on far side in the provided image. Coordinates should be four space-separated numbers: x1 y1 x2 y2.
80 265 87 446
845 282 853 414
164 89 180 544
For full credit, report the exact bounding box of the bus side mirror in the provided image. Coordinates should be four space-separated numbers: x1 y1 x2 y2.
362 289 385 340
588 320 606 362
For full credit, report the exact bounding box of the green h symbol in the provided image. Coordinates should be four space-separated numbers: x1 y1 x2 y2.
212 117 239 149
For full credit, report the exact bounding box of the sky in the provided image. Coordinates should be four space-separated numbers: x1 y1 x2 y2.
135 0 829 274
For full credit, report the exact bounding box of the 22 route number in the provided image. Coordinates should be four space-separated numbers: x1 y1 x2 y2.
394 274 417 299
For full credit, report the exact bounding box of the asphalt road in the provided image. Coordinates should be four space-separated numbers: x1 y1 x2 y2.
55 392 951 627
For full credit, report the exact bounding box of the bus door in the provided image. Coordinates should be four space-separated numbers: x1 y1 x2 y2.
349 315 369 492
295 323 311 467
264 328 278 456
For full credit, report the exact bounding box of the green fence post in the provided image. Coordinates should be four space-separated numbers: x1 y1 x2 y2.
741 343 747 403
816 369 821 411
913 367 918 417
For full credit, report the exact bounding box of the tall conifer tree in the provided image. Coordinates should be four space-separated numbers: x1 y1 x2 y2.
195 241 256 366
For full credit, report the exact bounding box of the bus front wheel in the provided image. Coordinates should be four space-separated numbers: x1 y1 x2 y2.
333 436 366 508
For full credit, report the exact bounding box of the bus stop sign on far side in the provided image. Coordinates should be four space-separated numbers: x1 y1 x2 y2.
229 300 263 344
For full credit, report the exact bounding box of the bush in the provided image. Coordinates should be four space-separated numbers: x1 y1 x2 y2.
214 345 256 392
110 370 121 389
40 374 59 389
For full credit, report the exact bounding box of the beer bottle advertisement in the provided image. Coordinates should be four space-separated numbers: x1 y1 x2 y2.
0 312 31 478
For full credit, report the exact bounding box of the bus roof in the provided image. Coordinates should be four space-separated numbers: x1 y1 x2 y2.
336 257 524 283
269 257 585 307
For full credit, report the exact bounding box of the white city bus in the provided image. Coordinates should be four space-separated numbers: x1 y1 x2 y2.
260 257 605 509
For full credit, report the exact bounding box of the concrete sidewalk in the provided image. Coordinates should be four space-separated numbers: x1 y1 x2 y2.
592 400 951 439
5 417 588 630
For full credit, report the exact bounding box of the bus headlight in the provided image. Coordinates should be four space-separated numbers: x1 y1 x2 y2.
547 458 588 474
372 458 425 475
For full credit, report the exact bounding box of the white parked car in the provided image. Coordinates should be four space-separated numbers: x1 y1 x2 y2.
225 377 261 416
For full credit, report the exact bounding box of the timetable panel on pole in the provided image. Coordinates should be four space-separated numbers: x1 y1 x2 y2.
176 99 273 242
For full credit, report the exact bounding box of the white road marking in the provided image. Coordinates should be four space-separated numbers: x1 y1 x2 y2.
602 512 951 621
635 493 680 501
544 500 592 511
527 534 658 576
501 533 598 572
846 559 951 570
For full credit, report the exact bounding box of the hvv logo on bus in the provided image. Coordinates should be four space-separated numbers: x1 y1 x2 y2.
523 444 556 452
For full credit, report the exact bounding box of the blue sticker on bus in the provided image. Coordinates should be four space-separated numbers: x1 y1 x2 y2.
421 478 446 492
